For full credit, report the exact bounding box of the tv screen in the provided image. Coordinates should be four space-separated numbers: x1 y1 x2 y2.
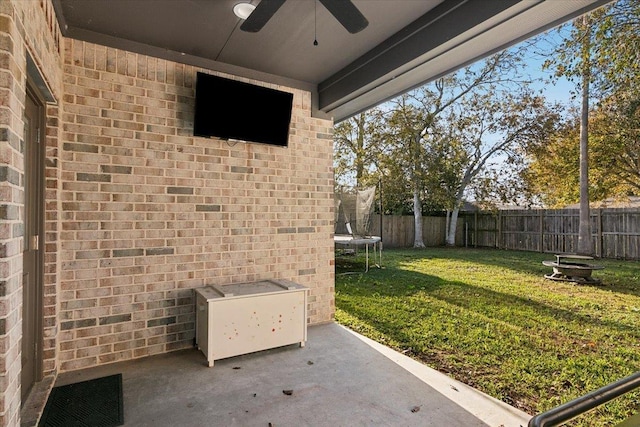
193 72 293 147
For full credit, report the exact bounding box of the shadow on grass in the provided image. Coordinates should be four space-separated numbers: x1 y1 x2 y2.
335 249 640 422
382 247 640 298
334 255 370 273
337 265 639 341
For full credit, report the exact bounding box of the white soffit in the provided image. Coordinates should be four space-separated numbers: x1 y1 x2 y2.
328 0 607 122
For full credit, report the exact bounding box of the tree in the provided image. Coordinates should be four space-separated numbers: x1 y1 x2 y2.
524 114 582 207
577 14 593 255
334 110 384 189
540 0 640 254
591 0 640 94
590 94 640 193
547 14 595 254
379 94 431 247
589 0 640 193
522 103 637 207
377 48 533 247
440 89 557 245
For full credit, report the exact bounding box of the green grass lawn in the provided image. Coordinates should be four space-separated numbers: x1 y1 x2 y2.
335 247 640 426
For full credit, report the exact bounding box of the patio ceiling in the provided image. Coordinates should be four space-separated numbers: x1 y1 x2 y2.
53 0 610 122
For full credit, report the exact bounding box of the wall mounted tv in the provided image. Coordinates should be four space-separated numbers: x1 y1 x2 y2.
193 72 293 147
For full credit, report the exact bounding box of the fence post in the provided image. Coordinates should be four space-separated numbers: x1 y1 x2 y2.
465 221 468 247
597 208 603 258
539 209 544 253
446 210 450 245
496 211 501 249
474 211 478 248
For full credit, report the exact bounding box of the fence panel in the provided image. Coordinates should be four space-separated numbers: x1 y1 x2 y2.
369 215 463 248
369 209 640 260
462 208 640 260
600 208 640 259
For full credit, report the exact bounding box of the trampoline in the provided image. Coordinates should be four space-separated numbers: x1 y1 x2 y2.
334 186 382 272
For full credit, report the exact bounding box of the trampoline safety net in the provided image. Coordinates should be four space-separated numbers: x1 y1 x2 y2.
335 186 376 237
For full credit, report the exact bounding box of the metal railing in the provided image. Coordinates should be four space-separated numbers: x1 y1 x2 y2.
528 371 640 427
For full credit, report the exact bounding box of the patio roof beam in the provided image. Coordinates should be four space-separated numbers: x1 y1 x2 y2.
319 0 612 122
317 0 522 119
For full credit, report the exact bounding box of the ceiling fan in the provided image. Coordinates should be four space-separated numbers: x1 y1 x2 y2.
240 0 369 34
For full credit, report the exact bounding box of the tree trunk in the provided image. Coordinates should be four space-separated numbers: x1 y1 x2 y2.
446 207 459 246
577 15 593 256
445 210 451 243
355 113 365 186
413 189 425 248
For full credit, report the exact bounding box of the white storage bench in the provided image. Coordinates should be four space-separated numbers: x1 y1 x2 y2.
195 279 308 367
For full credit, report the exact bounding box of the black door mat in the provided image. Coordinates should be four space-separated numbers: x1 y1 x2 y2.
39 373 124 427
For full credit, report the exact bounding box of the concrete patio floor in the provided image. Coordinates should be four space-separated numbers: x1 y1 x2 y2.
54 323 530 426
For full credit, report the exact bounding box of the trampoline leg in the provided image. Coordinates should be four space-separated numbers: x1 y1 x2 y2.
365 243 369 272
375 241 382 268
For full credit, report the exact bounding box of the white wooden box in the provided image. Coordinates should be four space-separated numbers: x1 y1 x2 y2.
195 279 308 367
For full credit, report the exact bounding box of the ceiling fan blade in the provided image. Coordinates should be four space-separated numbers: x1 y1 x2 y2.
240 0 286 32
318 0 368 34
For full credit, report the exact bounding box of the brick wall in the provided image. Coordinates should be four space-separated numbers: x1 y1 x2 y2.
1 1 335 420
0 0 62 425
58 39 334 372
42 100 61 377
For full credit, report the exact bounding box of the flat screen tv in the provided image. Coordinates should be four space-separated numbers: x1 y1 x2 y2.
193 72 293 147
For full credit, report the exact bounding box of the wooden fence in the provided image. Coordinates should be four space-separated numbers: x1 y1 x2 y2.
369 214 464 248
370 209 640 260
460 208 640 260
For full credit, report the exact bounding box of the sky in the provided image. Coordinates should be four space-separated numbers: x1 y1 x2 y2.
464 27 580 206
521 25 580 107
530 70 576 106
335 24 583 199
